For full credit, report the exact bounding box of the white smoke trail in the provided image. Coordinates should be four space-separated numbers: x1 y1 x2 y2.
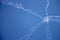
19 22 43 40
49 16 60 18
49 17 60 24
45 0 52 40
45 23 52 40
45 0 49 16
1 0 60 40
1 0 15 6
1 0 42 19
22 8 42 18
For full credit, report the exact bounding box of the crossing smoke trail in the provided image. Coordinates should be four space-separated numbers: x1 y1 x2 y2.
45 24 52 40
49 17 60 24
49 16 60 24
1 0 60 40
1 0 43 40
45 0 49 16
45 0 52 40
1 0 21 8
1 0 42 19
19 22 43 40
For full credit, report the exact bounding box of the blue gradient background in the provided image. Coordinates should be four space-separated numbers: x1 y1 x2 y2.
0 0 60 40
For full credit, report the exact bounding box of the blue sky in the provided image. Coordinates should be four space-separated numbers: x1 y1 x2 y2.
0 0 60 40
